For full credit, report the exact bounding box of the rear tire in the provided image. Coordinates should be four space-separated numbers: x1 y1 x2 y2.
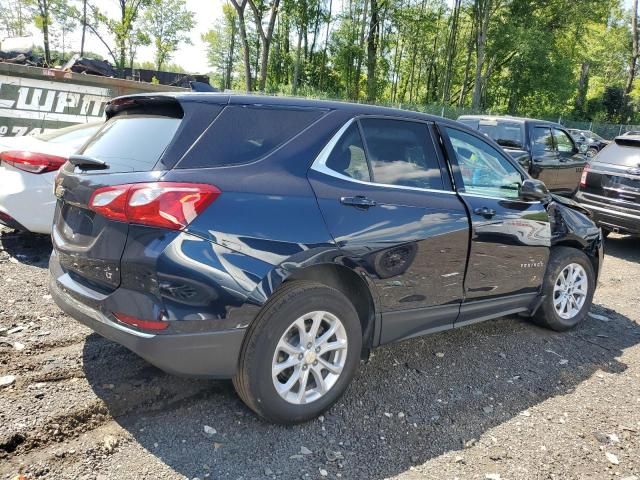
233 281 362 424
533 247 595 331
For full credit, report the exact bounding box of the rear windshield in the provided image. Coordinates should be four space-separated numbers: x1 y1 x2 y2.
477 121 524 149
597 141 640 167
177 105 326 168
78 115 180 172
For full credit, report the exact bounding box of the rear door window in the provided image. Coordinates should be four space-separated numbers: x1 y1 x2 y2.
532 127 554 154
359 118 444 190
178 105 326 168
552 128 575 153
79 115 180 173
325 123 370 181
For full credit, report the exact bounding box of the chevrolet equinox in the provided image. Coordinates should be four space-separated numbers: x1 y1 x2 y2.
50 94 604 424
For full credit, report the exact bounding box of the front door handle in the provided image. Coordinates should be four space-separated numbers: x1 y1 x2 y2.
473 206 496 218
341 196 377 208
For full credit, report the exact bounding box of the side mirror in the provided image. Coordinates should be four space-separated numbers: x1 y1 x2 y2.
520 178 550 201
579 143 589 154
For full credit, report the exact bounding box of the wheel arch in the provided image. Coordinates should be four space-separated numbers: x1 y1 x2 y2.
283 263 379 353
551 239 600 279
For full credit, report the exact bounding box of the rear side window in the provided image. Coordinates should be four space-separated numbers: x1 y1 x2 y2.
178 105 325 168
79 115 180 172
360 118 444 190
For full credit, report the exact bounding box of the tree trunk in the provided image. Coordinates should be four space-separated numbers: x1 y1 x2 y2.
442 0 462 104
458 23 475 107
319 0 333 90
248 0 281 92
366 0 379 102
80 0 87 57
472 0 491 110
626 0 639 95
353 0 369 100
39 0 51 65
575 62 590 113
230 0 252 92
225 18 237 90
292 27 303 94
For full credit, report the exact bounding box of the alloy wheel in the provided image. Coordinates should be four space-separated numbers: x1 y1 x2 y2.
553 263 588 320
272 311 348 405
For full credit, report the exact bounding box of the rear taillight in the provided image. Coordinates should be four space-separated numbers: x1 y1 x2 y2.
89 182 220 230
580 164 590 187
0 150 67 174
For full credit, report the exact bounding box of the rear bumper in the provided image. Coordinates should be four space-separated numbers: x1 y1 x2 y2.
574 191 640 235
49 273 246 379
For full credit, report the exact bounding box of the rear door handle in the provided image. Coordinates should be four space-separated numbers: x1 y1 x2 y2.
341 196 377 208
473 206 496 218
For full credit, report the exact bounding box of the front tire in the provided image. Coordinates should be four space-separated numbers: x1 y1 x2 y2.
533 247 596 331
233 281 362 424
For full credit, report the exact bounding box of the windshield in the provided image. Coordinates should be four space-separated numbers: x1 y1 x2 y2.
477 121 524 149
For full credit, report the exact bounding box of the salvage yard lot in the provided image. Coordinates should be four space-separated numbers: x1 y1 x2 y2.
0 226 639 480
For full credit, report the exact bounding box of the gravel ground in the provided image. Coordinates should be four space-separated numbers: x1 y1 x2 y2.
0 226 638 480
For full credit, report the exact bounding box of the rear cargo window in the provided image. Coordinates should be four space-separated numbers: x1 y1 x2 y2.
78 115 180 172
177 105 325 168
598 140 640 166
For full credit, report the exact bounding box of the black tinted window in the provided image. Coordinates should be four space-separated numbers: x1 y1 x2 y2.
179 105 325 168
360 118 444 190
325 124 370 181
532 127 554 154
79 115 180 172
478 121 524 149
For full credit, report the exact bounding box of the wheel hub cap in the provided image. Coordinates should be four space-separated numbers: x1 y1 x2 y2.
553 263 588 320
272 311 348 405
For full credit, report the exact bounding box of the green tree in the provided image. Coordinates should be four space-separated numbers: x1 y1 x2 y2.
142 0 195 72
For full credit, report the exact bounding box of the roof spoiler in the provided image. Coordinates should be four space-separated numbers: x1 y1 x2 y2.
614 136 640 147
105 95 184 120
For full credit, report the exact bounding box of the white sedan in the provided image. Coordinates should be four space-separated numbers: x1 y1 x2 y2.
0 123 102 234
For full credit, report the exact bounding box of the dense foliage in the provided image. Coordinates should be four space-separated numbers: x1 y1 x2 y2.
203 0 640 123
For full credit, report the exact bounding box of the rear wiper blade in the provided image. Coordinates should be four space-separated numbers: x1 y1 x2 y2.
68 154 108 170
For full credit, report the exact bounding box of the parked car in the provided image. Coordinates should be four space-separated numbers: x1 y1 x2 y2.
575 136 640 236
0 122 102 234
458 115 588 196
50 94 603 424
567 129 609 158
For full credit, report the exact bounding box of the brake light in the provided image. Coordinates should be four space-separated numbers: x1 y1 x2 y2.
0 150 67 174
580 164 590 187
113 312 169 331
89 182 220 230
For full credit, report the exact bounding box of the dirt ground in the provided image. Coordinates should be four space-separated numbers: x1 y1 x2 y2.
0 226 638 480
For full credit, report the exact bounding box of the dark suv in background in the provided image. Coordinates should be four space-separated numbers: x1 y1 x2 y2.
458 115 587 196
575 135 640 236
50 94 603 424
567 129 609 158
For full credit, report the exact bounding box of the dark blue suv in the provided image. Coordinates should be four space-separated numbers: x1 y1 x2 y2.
50 94 603 424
